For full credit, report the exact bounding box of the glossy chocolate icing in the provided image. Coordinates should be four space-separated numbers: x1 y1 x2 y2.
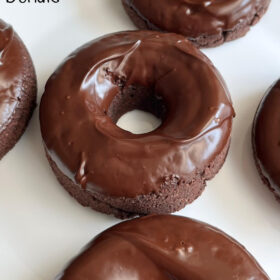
40 31 234 198
124 0 262 38
57 215 269 280
253 80 280 197
0 20 29 132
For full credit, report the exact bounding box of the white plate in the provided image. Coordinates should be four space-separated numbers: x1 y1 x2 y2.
0 0 279 279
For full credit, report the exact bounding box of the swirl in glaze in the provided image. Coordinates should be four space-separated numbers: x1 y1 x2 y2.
253 80 280 197
124 0 264 37
57 215 269 280
40 31 234 198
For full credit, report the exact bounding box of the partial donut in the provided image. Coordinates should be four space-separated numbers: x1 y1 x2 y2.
122 0 271 48
56 215 269 280
40 31 234 218
252 79 280 200
0 19 37 159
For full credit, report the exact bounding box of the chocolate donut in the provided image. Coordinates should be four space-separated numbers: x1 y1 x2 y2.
40 31 234 218
56 215 269 280
122 0 271 48
252 80 280 200
0 19 37 159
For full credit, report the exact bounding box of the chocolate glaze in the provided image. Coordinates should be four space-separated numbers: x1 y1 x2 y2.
57 215 269 280
253 80 280 197
40 31 234 198
124 0 264 38
0 19 31 132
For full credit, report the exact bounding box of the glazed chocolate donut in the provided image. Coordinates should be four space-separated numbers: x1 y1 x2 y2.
0 19 36 158
252 80 280 200
56 215 269 280
40 31 234 218
122 0 271 48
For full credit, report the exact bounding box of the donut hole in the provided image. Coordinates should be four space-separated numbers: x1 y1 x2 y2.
107 85 166 134
117 110 161 134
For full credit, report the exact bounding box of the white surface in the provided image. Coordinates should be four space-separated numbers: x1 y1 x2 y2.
0 0 279 279
117 110 162 134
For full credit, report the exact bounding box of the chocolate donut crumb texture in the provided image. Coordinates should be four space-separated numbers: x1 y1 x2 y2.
57 215 269 280
122 0 271 48
253 80 280 200
0 19 37 159
40 31 234 218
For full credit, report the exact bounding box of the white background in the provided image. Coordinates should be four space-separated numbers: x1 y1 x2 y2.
0 0 279 279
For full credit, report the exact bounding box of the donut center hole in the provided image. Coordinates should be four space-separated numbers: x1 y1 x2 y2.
117 110 161 134
107 85 166 134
